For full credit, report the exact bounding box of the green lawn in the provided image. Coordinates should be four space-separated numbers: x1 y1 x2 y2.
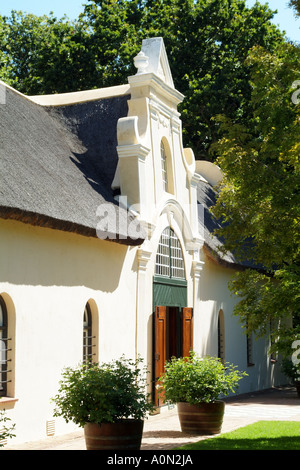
176 421 300 450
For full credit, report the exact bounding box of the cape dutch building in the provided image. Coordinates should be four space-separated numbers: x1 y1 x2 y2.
0 38 285 445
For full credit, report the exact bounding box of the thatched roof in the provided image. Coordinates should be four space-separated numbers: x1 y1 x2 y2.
0 84 145 245
197 180 259 270
0 82 259 267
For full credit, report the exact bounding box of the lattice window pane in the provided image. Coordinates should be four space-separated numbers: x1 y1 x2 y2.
0 339 6 394
155 228 170 277
155 227 185 279
83 304 93 364
170 230 185 279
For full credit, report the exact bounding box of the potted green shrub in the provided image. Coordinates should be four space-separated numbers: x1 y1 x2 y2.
159 352 247 435
281 358 300 397
52 356 155 450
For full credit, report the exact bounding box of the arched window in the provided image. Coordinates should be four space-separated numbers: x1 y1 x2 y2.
218 309 225 364
160 139 174 194
161 141 168 192
83 303 94 364
155 227 185 279
0 297 9 397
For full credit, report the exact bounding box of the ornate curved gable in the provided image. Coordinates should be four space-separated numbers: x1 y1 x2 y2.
116 38 202 250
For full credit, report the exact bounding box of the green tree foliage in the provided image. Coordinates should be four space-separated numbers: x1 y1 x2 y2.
0 16 13 84
81 0 284 160
0 11 98 94
212 42 300 356
289 0 300 17
0 1 284 160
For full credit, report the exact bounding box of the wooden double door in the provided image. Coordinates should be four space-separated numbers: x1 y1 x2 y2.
154 306 193 406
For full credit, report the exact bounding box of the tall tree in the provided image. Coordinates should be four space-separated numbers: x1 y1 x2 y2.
211 41 300 358
81 0 285 160
0 11 98 94
0 15 12 84
289 0 300 17
0 1 284 160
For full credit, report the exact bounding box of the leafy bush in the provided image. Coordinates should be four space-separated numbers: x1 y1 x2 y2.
159 352 247 405
52 356 155 427
0 409 15 447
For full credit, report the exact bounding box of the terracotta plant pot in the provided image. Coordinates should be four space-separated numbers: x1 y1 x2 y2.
177 401 225 435
84 419 144 450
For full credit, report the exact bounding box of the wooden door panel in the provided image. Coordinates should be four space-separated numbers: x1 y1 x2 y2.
182 307 193 358
154 306 193 406
168 307 178 358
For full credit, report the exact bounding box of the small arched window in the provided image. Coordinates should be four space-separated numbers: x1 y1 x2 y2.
160 139 174 194
161 141 168 192
83 303 93 364
155 227 185 280
218 309 225 364
0 297 9 396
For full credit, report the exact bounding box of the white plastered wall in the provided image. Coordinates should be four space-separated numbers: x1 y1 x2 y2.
197 251 286 394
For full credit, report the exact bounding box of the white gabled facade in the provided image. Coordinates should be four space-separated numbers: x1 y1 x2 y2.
115 40 204 400
116 38 199 241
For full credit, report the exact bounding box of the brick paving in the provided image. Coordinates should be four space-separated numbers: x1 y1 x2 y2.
4 386 300 450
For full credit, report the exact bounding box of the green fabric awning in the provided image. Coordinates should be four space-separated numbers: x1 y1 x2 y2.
153 276 187 308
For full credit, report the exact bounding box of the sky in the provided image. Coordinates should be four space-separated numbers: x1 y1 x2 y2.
0 0 299 42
